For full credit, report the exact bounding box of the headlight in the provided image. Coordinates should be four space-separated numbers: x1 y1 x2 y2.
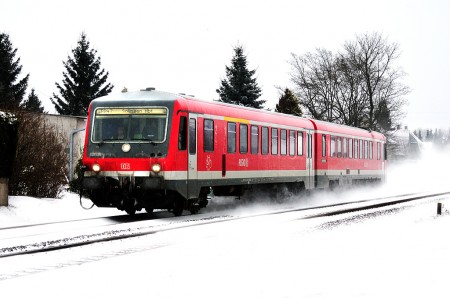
151 163 161 173
122 143 131 153
92 164 101 172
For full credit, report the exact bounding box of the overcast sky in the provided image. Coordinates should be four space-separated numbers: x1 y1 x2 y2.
2 0 449 129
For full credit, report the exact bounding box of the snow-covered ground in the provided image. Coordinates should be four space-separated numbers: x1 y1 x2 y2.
1 149 450 297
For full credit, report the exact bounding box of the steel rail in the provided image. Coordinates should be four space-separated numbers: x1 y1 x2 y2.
1 191 448 258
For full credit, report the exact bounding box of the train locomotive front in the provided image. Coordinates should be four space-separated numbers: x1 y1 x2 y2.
81 90 196 215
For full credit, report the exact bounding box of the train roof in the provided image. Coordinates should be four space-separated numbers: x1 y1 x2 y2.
91 89 179 105
91 89 385 141
92 89 315 129
311 119 385 141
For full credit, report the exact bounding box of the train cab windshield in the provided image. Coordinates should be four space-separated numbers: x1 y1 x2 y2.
91 107 168 143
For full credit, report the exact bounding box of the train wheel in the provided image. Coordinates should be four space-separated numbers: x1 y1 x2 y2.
190 207 199 215
172 198 184 216
125 208 136 215
145 207 154 214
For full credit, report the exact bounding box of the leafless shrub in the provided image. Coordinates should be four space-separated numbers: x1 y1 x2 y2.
9 111 68 198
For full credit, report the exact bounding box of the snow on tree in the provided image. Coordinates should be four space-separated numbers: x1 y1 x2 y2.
51 32 113 116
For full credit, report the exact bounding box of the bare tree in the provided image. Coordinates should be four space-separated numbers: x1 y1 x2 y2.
290 49 339 122
334 56 367 128
289 32 409 133
343 32 409 131
9 111 68 198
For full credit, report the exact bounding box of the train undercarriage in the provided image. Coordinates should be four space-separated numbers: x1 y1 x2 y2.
82 175 208 216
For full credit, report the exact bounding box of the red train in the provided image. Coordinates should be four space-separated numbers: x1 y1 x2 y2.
81 89 386 215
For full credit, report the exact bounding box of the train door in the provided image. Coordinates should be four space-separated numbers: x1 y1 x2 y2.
306 130 314 188
188 114 198 199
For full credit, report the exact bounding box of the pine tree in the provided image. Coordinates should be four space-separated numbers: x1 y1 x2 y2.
216 45 264 109
374 100 392 132
0 32 29 110
51 33 113 116
275 88 302 117
21 89 44 113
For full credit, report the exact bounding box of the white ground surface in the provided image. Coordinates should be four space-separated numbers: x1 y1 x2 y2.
1 151 450 297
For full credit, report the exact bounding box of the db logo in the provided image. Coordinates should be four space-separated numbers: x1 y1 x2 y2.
120 163 131 170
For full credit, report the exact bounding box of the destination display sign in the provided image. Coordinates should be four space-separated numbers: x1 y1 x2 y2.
96 107 167 115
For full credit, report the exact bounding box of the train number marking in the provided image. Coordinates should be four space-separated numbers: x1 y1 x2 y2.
120 163 131 170
238 158 249 167
206 155 212 170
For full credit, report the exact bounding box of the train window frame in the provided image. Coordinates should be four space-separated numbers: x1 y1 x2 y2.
354 139 358 159
203 119 214 152
251 125 259 154
178 116 187 150
271 128 278 155
189 118 196 155
240 123 248 154
280 129 287 155
330 136 336 157
289 130 296 156
369 141 373 159
91 106 169 144
261 126 269 155
227 122 236 153
297 131 303 156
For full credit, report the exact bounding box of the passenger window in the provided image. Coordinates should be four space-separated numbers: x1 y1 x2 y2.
364 140 368 159
271 128 278 155
262 127 269 155
298 131 303 156
203 119 214 152
289 131 296 156
337 137 342 158
369 141 373 159
178 116 187 150
330 136 336 157
322 135 326 157
348 139 353 159
360 139 363 159
280 129 287 155
343 138 347 158
251 125 259 154
377 142 381 160
240 124 248 153
354 139 359 159
227 122 236 153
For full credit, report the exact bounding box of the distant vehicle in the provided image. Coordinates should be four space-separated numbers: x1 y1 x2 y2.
81 89 386 215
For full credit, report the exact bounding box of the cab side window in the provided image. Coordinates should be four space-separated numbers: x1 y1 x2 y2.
178 116 187 150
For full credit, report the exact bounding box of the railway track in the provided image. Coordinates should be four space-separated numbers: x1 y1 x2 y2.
1 190 449 258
